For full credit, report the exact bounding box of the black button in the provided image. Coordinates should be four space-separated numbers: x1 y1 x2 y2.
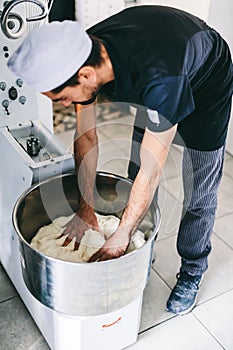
8 86 18 100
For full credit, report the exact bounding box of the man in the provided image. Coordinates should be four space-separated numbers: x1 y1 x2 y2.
8 5 233 315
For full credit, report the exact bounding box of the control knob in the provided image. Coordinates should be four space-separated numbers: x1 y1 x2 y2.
19 96 26 105
2 99 10 115
0 82 6 91
26 137 41 156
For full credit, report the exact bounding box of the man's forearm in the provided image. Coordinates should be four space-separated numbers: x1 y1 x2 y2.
118 165 160 240
118 126 177 239
57 104 99 249
74 103 98 214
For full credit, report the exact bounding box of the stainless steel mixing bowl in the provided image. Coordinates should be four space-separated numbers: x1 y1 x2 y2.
13 172 160 316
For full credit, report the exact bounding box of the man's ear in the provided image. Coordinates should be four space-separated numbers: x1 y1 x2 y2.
78 66 97 83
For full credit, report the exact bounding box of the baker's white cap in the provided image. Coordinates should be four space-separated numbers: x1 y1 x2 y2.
7 20 92 92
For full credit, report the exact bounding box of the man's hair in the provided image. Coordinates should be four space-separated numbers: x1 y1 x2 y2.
52 35 104 94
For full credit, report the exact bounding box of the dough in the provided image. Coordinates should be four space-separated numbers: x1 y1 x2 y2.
31 213 146 262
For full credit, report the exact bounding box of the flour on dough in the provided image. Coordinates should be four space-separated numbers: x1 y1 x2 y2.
31 213 146 262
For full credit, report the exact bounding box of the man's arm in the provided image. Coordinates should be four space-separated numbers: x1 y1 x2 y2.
62 102 100 249
89 124 177 261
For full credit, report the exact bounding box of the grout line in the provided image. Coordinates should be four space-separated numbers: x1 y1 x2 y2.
225 151 233 160
138 314 177 335
155 231 178 243
0 295 19 305
215 210 233 221
192 312 229 350
151 268 173 291
159 178 184 204
196 286 233 309
212 231 233 251
160 173 182 184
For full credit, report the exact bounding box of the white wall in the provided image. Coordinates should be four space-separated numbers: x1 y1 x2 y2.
75 0 125 28
136 0 211 19
207 0 233 155
208 0 233 55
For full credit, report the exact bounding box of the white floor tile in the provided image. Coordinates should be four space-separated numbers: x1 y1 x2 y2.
160 176 184 205
0 265 18 303
98 158 129 178
224 152 233 162
140 270 174 332
201 235 233 302
157 185 182 239
97 140 129 177
158 171 233 220
152 234 233 305
152 235 180 289
101 137 132 158
0 297 49 350
223 157 233 180
214 212 233 249
96 123 133 176
97 117 133 142
216 173 233 218
193 289 233 350
161 145 183 182
127 313 222 350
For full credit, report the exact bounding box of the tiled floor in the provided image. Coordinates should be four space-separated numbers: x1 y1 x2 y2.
1 103 233 349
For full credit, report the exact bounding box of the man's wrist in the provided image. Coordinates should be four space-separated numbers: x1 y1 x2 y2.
77 201 96 219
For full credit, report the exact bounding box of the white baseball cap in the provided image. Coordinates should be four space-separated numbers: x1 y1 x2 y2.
7 20 92 92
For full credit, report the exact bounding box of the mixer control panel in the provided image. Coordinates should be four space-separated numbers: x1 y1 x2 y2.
0 68 37 124
0 76 28 113
0 0 51 129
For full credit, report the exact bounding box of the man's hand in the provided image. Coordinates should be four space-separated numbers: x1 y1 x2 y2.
58 210 100 250
88 230 130 262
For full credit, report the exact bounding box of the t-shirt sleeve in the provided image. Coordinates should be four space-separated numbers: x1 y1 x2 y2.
141 75 195 132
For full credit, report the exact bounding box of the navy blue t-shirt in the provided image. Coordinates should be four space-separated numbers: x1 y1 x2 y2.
88 5 233 150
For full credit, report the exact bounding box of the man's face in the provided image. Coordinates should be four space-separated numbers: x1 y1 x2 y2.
43 79 100 107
